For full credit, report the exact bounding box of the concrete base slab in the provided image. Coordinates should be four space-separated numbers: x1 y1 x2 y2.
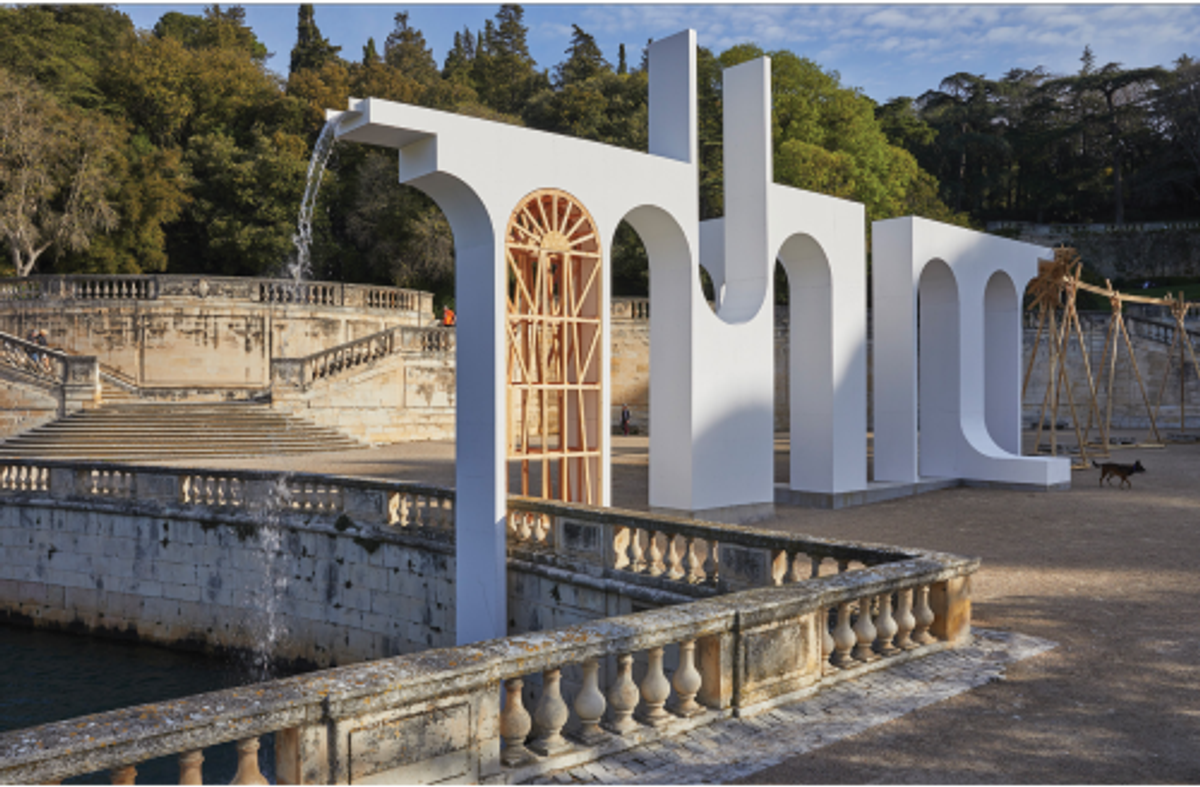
651 502 776 525
776 475 1070 509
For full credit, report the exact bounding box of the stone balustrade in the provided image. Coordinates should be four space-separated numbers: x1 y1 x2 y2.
507 496 908 595
0 330 100 414
0 458 975 784
611 297 650 320
272 324 456 391
0 274 433 317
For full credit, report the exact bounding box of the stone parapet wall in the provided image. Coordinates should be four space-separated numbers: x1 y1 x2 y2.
0 275 435 392
0 462 698 670
0 460 977 785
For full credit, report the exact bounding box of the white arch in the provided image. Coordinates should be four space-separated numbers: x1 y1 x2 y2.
873 216 1069 488
984 270 1021 454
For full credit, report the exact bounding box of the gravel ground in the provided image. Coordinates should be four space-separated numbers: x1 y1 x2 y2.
160 432 1200 783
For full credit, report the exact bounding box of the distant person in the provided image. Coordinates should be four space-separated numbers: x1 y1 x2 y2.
35 329 50 372
443 306 456 327
621 403 631 435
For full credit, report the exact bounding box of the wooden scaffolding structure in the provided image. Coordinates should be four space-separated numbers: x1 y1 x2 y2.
1024 246 1200 463
505 189 604 505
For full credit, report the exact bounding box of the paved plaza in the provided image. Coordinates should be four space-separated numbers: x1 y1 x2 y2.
158 431 1200 782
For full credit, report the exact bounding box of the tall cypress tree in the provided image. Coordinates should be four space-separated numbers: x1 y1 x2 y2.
289 4 340 73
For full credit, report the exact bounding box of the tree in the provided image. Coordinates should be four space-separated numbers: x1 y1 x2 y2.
154 6 267 63
555 25 608 87
1043 57 1166 223
1154 55 1200 191
384 12 439 85
474 5 538 115
289 4 341 74
0 70 119 276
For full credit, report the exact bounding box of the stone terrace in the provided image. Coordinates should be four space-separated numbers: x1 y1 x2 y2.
160 431 1200 783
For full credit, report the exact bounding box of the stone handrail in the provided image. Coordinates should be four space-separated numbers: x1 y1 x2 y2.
0 461 975 785
0 274 434 317
612 296 650 320
271 324 455 390
0 329 68 384
507 496 910 593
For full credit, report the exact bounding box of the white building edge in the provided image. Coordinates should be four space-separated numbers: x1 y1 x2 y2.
327 30 1070 644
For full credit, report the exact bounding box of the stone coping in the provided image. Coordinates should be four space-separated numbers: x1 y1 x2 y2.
0 547 976 784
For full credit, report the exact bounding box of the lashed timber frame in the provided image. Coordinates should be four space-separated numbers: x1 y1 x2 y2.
1023 245 1200 458
505 188 604 505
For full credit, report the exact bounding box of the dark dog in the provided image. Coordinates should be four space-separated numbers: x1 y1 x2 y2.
1093 460 1145 488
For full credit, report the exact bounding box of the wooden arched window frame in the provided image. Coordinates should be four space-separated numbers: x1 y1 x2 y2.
505 189 603 504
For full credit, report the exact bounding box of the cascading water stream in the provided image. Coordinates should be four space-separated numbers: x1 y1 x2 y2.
289 115 343 284
245 477 296 682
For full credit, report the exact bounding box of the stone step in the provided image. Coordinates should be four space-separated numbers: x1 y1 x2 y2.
0 404 363 460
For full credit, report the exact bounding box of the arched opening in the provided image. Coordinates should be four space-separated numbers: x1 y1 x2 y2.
984 270 1021 454
621 204 694 509
505 188 603 505
917 259 959 479
776 235 834 490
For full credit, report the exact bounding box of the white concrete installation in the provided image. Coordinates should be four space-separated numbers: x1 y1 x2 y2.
326 30 1069 645
873 217 1071 487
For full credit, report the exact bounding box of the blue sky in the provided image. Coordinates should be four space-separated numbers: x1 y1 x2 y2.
116 3 1200 103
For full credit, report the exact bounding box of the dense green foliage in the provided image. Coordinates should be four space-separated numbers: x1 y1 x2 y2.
4 4 1188 298
884 48 1200 225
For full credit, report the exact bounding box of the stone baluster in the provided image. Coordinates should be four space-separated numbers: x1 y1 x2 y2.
612 526 631 570
702 539 719 585
894 588 917 650
683 537 701 583
530 667 572 756
646 531 664 576
671 639 703 717
810 555 823 578
637 647 671 726
398 491 412 527
573 659 607 744
837 559 849 573
629 528 645 572
232 738 268 784
770 549 788 586
517 511 533 542
665 535 684 579
875 592 899 656
787 551 805 584
821 607 835 672
178 750 204 784
852 596 878 662
912 584 936 645
831 601 856 668
110 765 137 785
500 677 535 766
605 653 639 734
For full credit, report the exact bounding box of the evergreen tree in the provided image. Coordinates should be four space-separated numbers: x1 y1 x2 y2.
384 11 439 85
289 4 341 74
362 37 379 67
618 43 627 76
555 24 608 87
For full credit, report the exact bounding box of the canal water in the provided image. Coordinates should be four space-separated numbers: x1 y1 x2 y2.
0 624 291 784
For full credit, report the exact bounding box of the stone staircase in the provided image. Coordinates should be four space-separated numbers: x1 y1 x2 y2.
0 403 364 461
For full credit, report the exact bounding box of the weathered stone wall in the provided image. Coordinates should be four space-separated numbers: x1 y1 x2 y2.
611 311 650 433
0 300 419 390
990 223 1200 282
273 355 456 444
0 497 673 668
1022 315 1200 430
0 371 61 438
